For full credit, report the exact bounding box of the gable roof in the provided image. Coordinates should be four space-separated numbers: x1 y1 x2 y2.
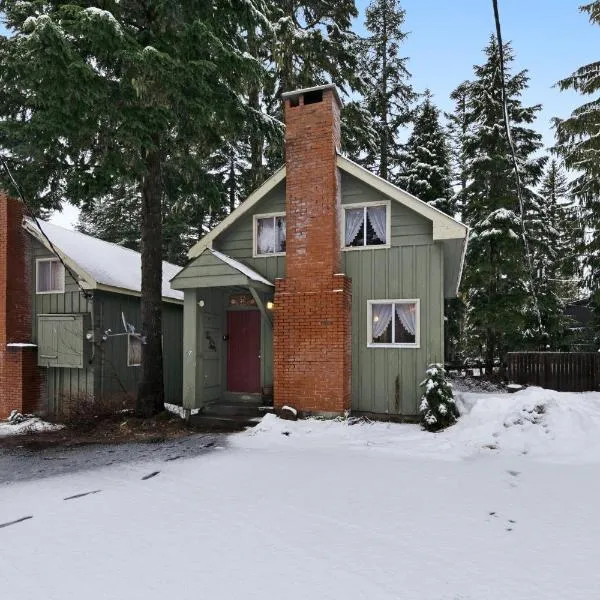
184 154 469 297
187 156 467 260
170 247 273 291
336 155 468 241
24 219 183 303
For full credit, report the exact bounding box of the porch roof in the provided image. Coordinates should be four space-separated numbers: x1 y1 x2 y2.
170 248 274 292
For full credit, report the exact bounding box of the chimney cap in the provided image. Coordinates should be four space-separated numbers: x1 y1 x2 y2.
282 83 342 108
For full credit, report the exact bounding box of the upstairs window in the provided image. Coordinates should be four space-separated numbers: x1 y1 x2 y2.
367 300 420 348
36 258 65 294
254 213 286 256
343 203 389 249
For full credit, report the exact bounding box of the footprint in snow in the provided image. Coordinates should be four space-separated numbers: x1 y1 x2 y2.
507 470 520 477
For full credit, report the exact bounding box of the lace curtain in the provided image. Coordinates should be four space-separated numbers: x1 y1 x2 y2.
371 303 393 339
367 206 387 243
345 208 364 246
396 303 417 335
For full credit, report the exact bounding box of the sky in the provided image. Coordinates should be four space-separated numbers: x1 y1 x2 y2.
1 1 598 229
353 0 598 150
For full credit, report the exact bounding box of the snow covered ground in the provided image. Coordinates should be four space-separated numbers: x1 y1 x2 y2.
0 415 63 437
2 387 600 599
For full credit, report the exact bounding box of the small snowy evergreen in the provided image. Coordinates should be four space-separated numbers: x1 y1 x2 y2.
419 364 458 432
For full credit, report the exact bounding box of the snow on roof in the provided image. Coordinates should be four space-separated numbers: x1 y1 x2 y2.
24 219 183 302
209 248 273 287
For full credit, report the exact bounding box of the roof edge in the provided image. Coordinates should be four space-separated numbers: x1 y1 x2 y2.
336 154 468 241
187 166 286 259
23 218 98 290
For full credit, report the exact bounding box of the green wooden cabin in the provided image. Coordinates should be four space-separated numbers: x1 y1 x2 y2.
172 85 468 419
24 219 183 415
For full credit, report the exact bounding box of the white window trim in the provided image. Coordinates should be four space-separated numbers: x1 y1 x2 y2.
127 334 142 367
252 212 287 258
367 298 421 349
35 258 65 295
341 200 391 251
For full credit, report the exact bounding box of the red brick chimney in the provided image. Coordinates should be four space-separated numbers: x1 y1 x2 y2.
273 84 352 415
0 192 42 418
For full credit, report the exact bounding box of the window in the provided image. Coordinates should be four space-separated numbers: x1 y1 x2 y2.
343 203 389 249
36 258 65 294
127 334 142 367
254 213 286 256
367 300 420 348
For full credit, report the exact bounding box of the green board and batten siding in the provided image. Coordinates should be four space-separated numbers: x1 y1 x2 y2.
31 239 95 414
92 291 183 406
180 171 443 415
340 172 444 416
216 181 286 282
30 239 183 414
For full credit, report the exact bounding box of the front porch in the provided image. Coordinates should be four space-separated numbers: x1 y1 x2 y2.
171 248 275 418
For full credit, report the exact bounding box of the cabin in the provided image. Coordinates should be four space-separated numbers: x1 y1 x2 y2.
172 84 469 418
0 194 183 418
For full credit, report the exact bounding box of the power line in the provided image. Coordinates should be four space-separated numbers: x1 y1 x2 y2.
491 0 543 335
0 157 93 301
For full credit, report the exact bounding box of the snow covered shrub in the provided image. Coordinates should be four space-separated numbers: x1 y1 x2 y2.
419 364 459 432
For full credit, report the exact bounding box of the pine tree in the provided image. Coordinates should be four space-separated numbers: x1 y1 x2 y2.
460 36 545 367
419 364 458 432
398 92 454 214
357 0 416 180
554 2 600 298
447 81 472 210
0 0 271 415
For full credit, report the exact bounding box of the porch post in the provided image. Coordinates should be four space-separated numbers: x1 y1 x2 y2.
182 289 203 414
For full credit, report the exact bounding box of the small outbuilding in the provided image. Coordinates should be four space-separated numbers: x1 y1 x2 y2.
0 193 183 418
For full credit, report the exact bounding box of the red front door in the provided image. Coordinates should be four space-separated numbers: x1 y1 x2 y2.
226 310 261 393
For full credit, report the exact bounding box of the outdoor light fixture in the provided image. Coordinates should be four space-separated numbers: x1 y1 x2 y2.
267 301 274 310
85 330 95 342
198 299 205 308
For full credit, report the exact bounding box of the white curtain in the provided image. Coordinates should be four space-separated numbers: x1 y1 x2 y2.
371 303 393 339
345 208 364 246
276 216 286 252
367 206 387 243
395 303 417 335
257 218 275 254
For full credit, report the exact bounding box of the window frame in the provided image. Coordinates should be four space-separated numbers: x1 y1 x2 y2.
252 211 287 258
367 298 421 349
341 200 391 251
35 258 66 295
127 334 142 367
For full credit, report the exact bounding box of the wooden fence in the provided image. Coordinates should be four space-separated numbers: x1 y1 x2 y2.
506 352 600 392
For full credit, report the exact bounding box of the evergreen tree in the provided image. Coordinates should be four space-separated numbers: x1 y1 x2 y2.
398 91 454 214
357 0 416 180
0 0 271 414
460 36 545 367
446 81 472 210
419 364 458 432
554 1 600 298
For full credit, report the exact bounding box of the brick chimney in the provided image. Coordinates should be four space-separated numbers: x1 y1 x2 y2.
0 192 42 418
273 84 352 415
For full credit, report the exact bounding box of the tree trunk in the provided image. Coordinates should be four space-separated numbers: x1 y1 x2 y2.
137 145 165 416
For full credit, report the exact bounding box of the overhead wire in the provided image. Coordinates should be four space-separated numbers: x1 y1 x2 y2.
0 156 93 301
491 0 544 336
